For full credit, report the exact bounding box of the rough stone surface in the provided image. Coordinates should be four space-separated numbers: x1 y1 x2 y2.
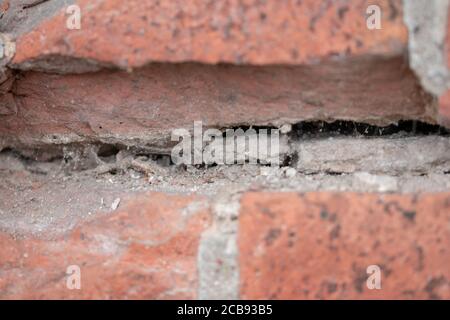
0 56 434 152
403 0 450 127
403 0 450 96
0 0 73 37
295 136 450 175
239 192 450 299
0 192 211 299
10 0 407 70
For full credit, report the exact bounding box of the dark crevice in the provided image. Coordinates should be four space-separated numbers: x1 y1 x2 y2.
1 120 449 173
281 151 298 168
22 0 50 10
292 120 450 138
96 144 122 163
324 171 344 176
0 147 62 163
148 154 173 167
221 125 280 133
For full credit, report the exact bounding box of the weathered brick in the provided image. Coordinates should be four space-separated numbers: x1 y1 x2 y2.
239 192 450 299
439 89 450 127
0 192 211 299
0 56 433 153
0 0 449 303
10 0 406 70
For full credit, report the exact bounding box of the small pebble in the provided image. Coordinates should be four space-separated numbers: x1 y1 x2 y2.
111 198 121 210
280 124 292 134
285 167 297 178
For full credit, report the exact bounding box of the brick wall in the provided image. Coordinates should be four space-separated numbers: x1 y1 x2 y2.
0 0 449 300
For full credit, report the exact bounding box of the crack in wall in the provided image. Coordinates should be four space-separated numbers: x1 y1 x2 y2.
0 55 441 155
2 120 450 174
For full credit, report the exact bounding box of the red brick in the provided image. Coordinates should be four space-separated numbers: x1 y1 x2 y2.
0 56 433 152
439 89 450 127
239 192 450 299
0 192 211 299
12 0 407 68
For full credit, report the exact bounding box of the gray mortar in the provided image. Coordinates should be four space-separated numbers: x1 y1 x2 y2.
294 135 450 175
0 0 74 38
10 55 113 74
1 134 449 237
403 0 450 95
198 190 243 300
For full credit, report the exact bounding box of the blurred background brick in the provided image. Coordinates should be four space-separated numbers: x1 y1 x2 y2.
239 192 450 299
11 0 406 68
0 192 211 299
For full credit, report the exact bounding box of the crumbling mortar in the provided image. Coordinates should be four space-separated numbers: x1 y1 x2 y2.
198 189 244 300
2 120 450 175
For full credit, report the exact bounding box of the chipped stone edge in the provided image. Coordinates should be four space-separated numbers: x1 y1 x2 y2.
0 33 16 82
403 0 450 96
